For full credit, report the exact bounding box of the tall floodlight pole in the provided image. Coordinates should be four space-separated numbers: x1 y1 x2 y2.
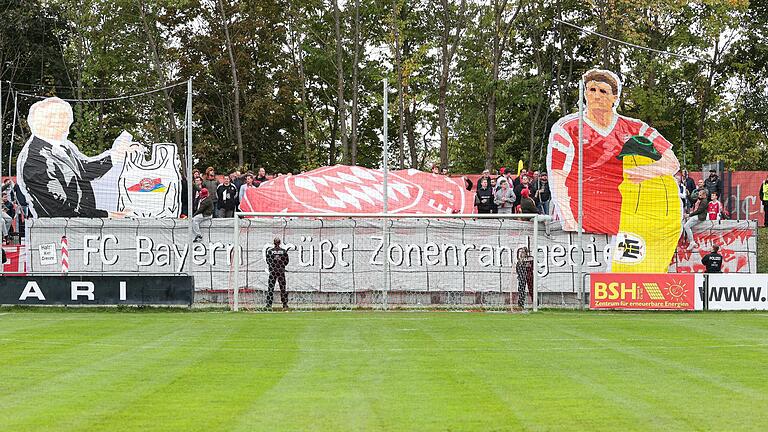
382 78 389 309
187 79 194 232
186 79 198 301
577 79 585 308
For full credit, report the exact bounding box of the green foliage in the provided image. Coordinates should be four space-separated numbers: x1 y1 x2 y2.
0 0 764 175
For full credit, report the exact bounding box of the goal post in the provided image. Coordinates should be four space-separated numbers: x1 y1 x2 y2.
230 212 550 311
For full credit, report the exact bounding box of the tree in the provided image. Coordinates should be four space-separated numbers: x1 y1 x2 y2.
332 0 349 164
437 0 469 170
484 0 522 170
217 0 244 168
137 0 186 172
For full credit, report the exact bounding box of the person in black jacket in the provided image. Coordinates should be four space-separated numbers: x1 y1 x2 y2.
266 237 290 309
475 177 494 214
489 178 498 213
513 174 537 208
476 169 491 191
515 247 533 308
701 245 723 273
704 169 722 197
255 167 269 186
192 176 203 211
535 173 551 215
216 175 239 218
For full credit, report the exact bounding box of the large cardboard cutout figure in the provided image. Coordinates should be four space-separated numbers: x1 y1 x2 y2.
547 69 682 273
16 97 181 218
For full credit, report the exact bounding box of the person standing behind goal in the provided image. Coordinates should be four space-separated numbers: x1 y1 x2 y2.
515 247 534 308
701 245 723 273
266 237 290 309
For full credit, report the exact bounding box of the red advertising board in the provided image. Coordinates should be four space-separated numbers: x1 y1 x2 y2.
590 273 696 310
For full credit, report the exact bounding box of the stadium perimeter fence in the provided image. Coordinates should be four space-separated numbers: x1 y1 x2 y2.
18 216 758 311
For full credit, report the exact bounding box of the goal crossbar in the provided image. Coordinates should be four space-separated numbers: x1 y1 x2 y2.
235 212 550 219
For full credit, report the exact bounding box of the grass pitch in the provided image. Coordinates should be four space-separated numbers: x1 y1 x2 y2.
1 310 767 431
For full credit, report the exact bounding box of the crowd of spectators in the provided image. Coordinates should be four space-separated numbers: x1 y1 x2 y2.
471 167 551 215
679 169 727 250
190 166 270 242
1 180 28 244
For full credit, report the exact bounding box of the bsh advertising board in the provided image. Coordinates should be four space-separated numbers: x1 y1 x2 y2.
591 273 768 311
0 276 193 306
590 273 698 310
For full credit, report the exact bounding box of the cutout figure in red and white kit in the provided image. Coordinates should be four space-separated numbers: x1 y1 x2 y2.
547 69 680 235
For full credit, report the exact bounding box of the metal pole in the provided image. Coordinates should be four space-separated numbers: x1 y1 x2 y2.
736 185 741 221
186 79 194 225
186 79 195 284
532 215 539 312
577 79 585 309
9 90 17 178
233 212 240 311
382 78 389 310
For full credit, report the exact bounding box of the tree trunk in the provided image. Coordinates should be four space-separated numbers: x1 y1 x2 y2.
217 0 244 168
298 31 310 166
485 2 501 170
438 0 451 170
696 39 719 166
328 102 338 165
438 0 467 172
350 0 360 165
528 8 544 170
485 0 521 170
299 51 310 166
485 89 496 170
333 0 349 164
287 0 311 167
405 98 418 168
392 0 405 169
137 0 185 172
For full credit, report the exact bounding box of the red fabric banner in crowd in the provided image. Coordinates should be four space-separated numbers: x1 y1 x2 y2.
2 245 26 275
240 165 475 214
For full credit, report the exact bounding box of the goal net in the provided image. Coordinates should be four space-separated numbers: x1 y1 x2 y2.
228 213 551 311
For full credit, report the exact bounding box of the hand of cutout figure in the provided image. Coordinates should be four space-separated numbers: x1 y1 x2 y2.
110 131 145 163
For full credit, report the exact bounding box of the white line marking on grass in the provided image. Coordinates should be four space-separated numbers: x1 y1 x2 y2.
3 337 768 353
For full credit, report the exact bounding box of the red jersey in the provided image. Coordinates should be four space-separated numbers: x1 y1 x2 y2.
707 200 723 220
547 114 673 234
